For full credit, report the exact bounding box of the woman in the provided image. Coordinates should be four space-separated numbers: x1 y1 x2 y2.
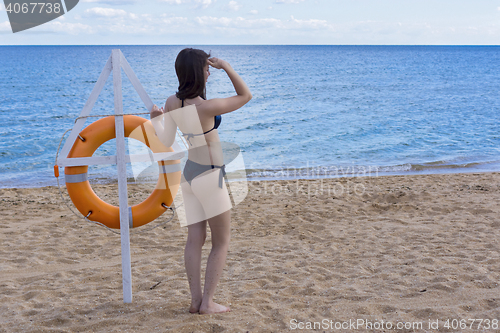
150 48 252 314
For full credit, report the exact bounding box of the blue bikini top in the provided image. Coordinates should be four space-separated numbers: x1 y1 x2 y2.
181 98 221 134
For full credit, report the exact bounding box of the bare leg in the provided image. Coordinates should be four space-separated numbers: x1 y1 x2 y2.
184 220 207 313
199 210 231 314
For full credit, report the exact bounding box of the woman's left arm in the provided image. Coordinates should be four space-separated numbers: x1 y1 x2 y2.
151 104 176 148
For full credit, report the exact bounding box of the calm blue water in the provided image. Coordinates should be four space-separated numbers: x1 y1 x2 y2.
1 45 500 188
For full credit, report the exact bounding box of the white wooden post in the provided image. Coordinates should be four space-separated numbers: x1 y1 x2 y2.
112 49 133 303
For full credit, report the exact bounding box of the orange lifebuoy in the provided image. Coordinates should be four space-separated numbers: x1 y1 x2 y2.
64 115 181 229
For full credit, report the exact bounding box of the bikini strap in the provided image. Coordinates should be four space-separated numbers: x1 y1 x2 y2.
181 99 184 107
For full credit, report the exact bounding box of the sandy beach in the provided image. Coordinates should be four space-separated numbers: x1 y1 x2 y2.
0 172 499 332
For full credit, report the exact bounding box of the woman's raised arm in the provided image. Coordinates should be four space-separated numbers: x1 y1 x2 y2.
201 58 252 117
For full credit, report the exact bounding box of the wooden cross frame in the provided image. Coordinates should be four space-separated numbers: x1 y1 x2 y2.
57 49 183 303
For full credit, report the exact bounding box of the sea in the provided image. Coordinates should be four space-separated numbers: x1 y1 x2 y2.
1 45 500 188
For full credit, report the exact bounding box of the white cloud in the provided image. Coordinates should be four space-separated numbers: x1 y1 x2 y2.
158 0 186 4
158 0 212 7
195 16 275 28
84 7 128 17
45 21 96 34
275 0 305 3
196 16 229 26
161 16 189 25
227 1 242 11
187 15 337 43
188 14 339 42
249 10 258 15
290 15 333 31
0 21 10 32
195 0 212 8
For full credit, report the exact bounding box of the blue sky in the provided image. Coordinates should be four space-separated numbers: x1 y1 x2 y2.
1 0 500 45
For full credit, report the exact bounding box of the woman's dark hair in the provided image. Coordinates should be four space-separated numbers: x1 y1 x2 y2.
175 48 210 100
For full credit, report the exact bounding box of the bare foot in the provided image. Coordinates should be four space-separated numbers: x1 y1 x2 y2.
199 301 231 315
189 299 202 314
